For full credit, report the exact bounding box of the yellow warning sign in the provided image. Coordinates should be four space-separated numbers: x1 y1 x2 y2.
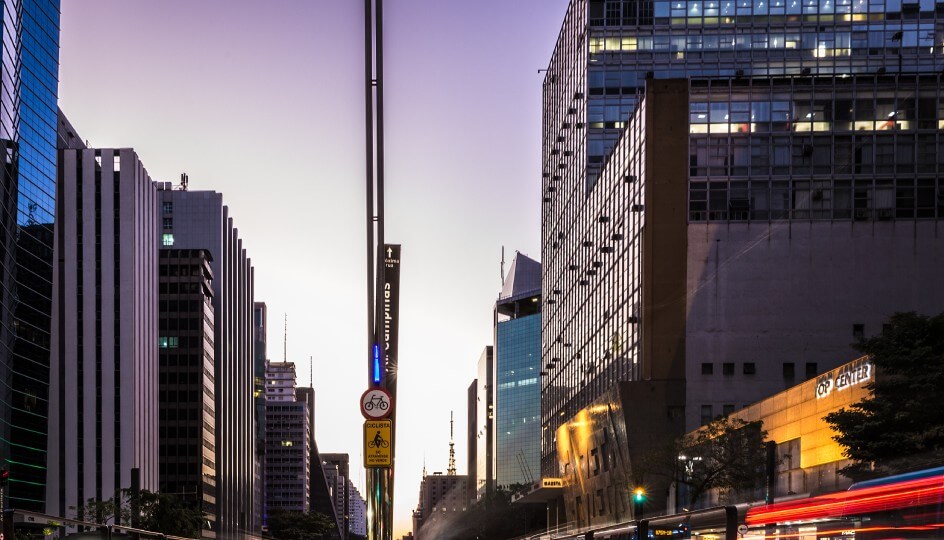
364 419 392 468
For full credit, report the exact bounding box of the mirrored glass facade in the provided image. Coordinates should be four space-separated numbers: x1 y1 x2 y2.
495 314 541 489
0 0 61 511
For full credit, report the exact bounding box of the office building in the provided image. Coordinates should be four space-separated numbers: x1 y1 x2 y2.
474 346 494 498
321 453 350 539
348 483 367 537
253 302 267 529
494 253 542 490
466 379 477 503
264 361 310 513
412 472 470 540
0 0 61 511
542 0 944 476
157 249 218 538
543 74 944 524
157 186 256 535
47 144 160 517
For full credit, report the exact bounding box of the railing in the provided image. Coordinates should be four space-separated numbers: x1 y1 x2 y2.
3 509 199 539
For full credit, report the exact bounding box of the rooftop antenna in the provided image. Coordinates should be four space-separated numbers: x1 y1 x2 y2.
422 453 427 478
283 313 288 363
447 411 456 476
500 246 506 287
309 355 313 388
179 172 189 191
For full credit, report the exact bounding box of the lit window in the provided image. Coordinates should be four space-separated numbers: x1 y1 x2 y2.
162 233 174 246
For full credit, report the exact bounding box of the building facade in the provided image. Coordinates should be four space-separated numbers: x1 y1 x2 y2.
412 473 470 540
47 145 160 518
474 346 494 498
0 0 61 511
494 253 542 490
321 453 350 539
252 302 267 529
544 74 944 521
264 361 310 514
542 0 944 477
348 483 367 537
466 379 477 503
157 186 257 535
157 249 218 538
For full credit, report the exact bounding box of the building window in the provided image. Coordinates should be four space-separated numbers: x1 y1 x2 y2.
805 362 818 379
163 217 173 230
701 362 713 375
722 362 735 376
783 362 795 379
159 336 179 348
162 201 173 215
162 233 175 246
853 323 865 340
722 404 735 416
700 405 713 425
743 362 756 375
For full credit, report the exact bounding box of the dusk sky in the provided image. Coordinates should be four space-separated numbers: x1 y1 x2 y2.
60 0 568 536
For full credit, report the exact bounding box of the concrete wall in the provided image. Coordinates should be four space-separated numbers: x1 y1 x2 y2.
685 220 944 430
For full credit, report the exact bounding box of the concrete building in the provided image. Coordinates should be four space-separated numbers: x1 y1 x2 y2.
494 252 542 490
542 75 944 525
264 361 311 513
412 472 470 540
157 249 218 538
157 186 257 535
0 0 62 511
474 347 494 499
347 482 367 537
321 453 351 539
466 379 477 503
47 143 161 518
252 302 267 529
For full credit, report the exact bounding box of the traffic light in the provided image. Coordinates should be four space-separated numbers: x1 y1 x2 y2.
632 487 646 518
1 468 9 486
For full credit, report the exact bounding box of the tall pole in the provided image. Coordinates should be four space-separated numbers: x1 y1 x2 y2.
365 0 393 539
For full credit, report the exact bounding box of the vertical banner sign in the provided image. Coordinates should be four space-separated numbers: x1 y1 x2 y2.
382 244 401 394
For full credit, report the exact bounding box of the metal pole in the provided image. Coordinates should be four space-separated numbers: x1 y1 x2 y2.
366 0 393 538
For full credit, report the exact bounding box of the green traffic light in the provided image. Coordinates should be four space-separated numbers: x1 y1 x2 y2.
633 487 646 502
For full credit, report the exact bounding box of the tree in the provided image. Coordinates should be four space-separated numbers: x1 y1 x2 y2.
825 311 944 480
70 489 203 537
676 416 769 506
267 510 337 540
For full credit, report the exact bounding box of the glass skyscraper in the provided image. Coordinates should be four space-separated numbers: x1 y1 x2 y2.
495 313 541 489
494 252 542 491
0 0 61 511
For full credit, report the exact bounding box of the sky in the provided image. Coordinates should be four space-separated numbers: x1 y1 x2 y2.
59 0 569 537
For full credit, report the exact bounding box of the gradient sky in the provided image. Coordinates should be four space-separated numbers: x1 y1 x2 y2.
59 1 568 536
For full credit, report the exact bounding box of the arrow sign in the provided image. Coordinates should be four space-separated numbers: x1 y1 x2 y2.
386 247 393 258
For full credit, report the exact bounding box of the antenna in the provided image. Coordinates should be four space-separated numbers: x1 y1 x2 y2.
447 411 456 476
179 172 189 191
309 355 313 388
283 313 288 363
500 246 506 287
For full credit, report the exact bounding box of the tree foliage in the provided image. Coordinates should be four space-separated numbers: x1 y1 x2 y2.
267 510 337 540
71 489 203 537
676 416 769 506
825 311 944 480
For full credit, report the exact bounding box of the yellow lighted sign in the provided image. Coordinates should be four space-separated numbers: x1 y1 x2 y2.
364 419 392 468
542 477 564 488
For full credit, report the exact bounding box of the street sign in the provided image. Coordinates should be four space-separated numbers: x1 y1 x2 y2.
361 388 394 419
364 419 393 468
737 524 748 537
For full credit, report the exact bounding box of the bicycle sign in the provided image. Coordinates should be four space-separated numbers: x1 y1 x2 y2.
360 388 393 419
364 419 392 468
